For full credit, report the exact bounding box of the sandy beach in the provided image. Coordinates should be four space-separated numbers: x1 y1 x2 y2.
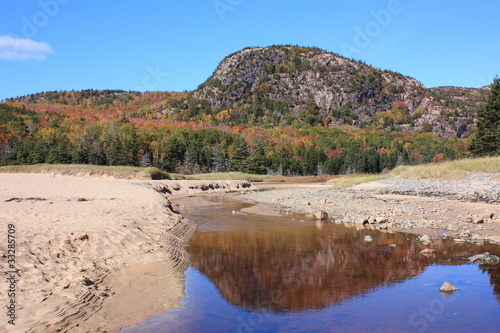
0 173 250 333
2 170 499 332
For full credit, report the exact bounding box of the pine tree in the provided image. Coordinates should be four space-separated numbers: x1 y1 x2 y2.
246 140 267 174
229 137 249 172
211 143 227 173
470 78 500 156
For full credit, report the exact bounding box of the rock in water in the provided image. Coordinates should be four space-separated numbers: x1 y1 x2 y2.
355 218 368 225
364 235 373 242
419 234 431 243
439 282 459 292
468 252 500 265
314 210 328 220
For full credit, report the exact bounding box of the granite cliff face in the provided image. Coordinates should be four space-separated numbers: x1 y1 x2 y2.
194 45 488 137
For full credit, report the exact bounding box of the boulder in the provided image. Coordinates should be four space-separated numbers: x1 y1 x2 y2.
438 282 458 294
364 235 373 242
439 282 458 291
419 234 431 243
314 210 328 220
376 216 388 223
472 218 484 224
468 252 500 265
355 217 368 225
447 224 458 231
483 212 494 219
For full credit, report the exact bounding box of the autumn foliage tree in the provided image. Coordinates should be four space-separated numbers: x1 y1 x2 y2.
0 90 471 176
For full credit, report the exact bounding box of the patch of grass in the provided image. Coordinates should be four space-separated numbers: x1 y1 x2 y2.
0 164 170 180
179 172 281 182
166 173 187 180
327 174 390 187
276 175 336 183
326 156 500 187
390 156 500 180
140 167 171 180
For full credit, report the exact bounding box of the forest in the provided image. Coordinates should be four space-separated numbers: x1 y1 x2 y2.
0 93 469 176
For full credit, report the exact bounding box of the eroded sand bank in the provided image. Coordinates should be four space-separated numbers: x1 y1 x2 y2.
0 174 250 333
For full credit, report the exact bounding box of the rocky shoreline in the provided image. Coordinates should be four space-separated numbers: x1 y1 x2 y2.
379 172 500 204
237 173 500 245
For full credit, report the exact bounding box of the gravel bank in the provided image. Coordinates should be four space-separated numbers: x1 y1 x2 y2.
236 173 500 245
380 172 500 204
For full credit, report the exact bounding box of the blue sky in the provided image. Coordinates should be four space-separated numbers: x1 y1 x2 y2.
0 0 499 101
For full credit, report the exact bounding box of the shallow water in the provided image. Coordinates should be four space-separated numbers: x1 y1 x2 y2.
123 198 500 333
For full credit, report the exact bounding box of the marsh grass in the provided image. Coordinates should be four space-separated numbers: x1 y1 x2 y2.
327 156 500 187
390 156 500 180
327 174 390 187
0 164 170 180
176 172 281 182
2 156 498 183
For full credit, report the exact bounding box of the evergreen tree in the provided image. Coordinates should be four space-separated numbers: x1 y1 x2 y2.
323 156 342 175
229 137 249 172
108 138 125 166
177 150 200 174
470 78 500 156
246 140 267 174
211 143 228 173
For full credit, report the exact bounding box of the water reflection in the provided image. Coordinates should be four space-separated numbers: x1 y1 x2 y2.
122 199 500 333
187 206 500 312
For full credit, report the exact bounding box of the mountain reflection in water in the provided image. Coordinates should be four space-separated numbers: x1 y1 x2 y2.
122 199 500 333
188 216 500 312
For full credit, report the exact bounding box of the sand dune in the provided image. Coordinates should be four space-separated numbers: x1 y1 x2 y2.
0 173 250 332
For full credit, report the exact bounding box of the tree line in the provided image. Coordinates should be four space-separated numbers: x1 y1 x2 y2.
1 102 470 176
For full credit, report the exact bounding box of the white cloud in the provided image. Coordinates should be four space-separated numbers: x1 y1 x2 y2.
0 35 53 61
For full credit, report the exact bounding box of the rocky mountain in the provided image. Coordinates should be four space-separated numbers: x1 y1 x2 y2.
193 45 489 137
3 45 490 138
